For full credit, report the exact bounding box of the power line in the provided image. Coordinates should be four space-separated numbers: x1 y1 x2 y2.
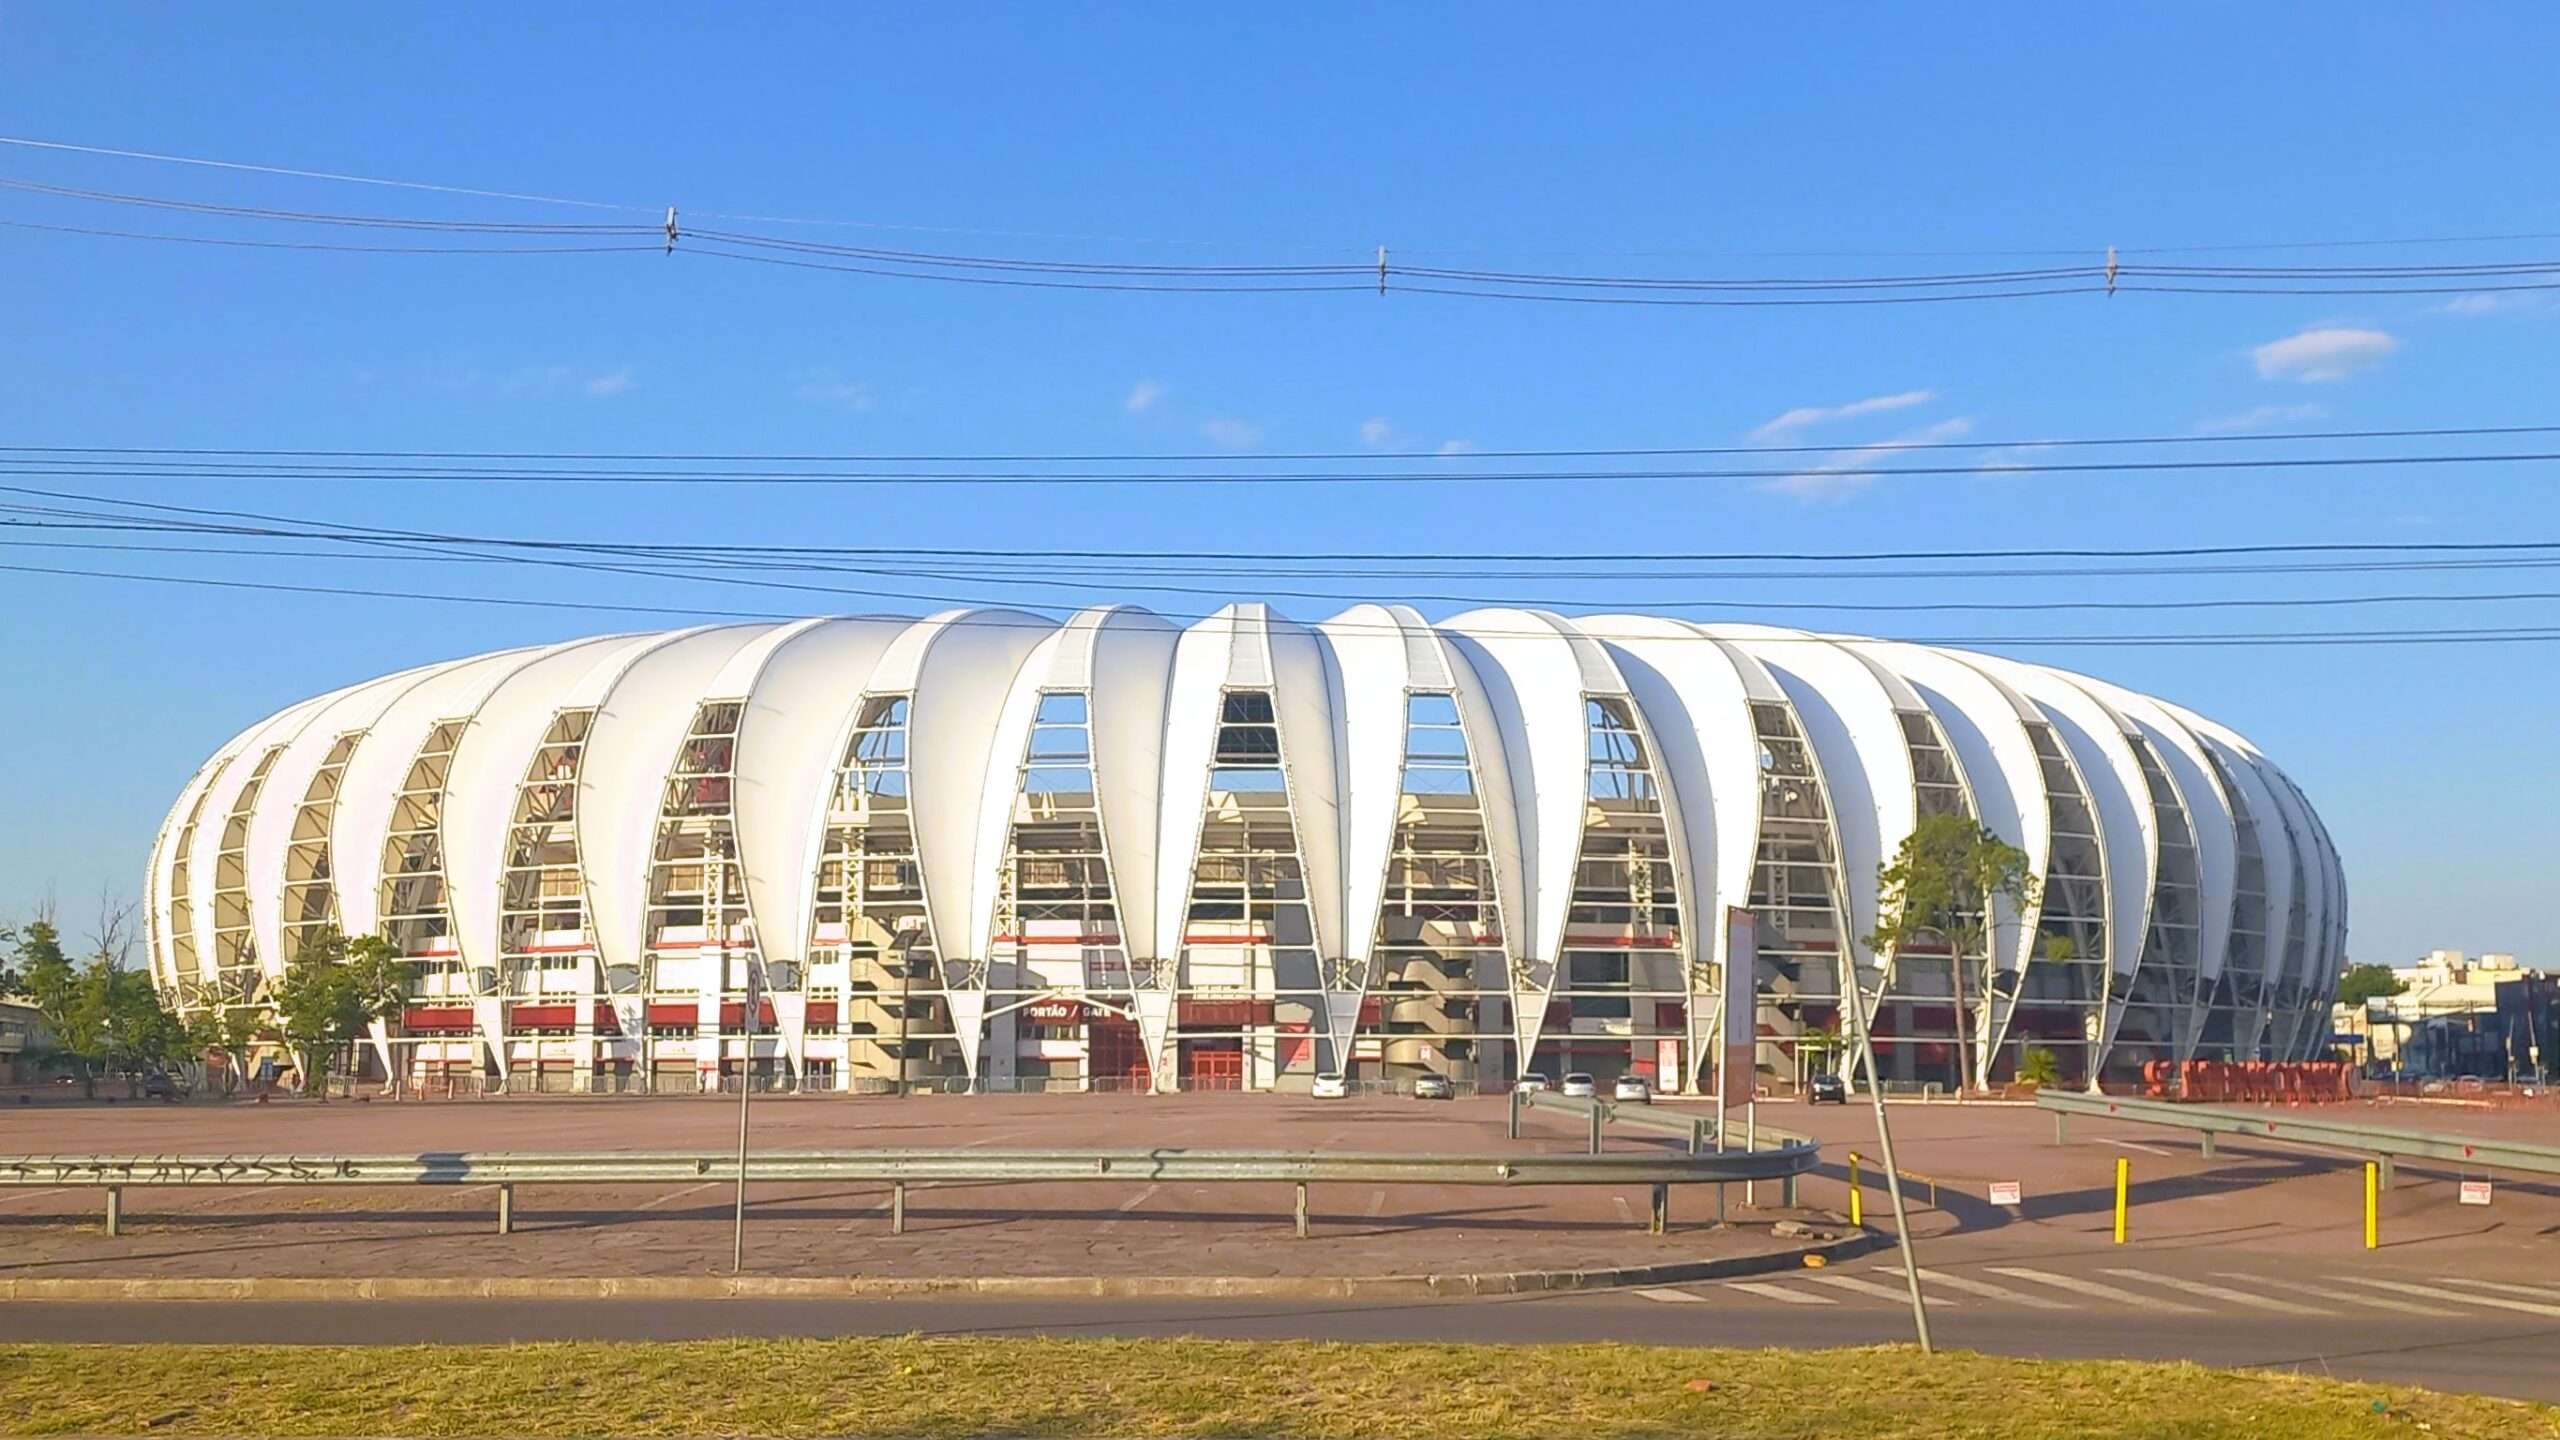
9 447 2560 486
10 559 2559 649
9 422 2560 465
13 532 2560 618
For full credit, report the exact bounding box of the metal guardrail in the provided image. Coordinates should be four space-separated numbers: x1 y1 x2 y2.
2 1141 1821 1240
1507 1090 1822 1211
2038 1091 2560 1184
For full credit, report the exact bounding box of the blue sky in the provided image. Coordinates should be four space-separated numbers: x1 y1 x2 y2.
2 5 2554 966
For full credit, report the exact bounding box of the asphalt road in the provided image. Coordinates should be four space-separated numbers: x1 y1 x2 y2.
11 1249 2558 1404
9 1095 2555 1404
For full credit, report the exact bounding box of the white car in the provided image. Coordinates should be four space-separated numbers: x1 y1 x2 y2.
1560 1071 1598 1098
1411 1073 1455 1101
1612 1075 1652 1104
1310 1071 1349 1099
1514 1072 1551 1093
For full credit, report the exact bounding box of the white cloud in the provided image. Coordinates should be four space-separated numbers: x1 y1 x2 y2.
1760 417 1975 500
1125 379 1168 414
1436 439 1478 457
496 363 638 399
1359 417 1396 448
792 369 877 413
1200 416 1263 450
2195 402 2329 435
1750 388 1935 440
2438 292 2545 317
2252 327 2396 382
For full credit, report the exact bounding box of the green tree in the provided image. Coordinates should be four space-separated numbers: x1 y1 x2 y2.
7 910 192 1097
2017 1045 2062 1087
1866 813 2040 1090
2336 963 2408 1008
271 925 407 1097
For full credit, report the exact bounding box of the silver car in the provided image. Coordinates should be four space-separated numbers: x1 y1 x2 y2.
1611 1075 1652 1104
1411 1073 1454 1101
1560 1071 1598 1098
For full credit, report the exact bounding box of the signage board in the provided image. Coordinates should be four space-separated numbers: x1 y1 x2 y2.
2458 1180 2494 1206
1989 1181 2023 1207
1722 907 1756 1121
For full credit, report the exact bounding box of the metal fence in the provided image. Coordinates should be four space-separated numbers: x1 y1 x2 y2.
3 1139 1820 1240
2038 1090 2560 1184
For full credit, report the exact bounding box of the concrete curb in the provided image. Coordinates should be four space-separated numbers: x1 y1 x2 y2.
0 1229 1883 1303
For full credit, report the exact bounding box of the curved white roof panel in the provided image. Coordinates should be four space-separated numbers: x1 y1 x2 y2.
147 609 2339 1089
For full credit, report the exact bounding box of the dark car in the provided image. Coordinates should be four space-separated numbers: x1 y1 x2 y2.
141 1071 180 1101
1808 1072 1849 1104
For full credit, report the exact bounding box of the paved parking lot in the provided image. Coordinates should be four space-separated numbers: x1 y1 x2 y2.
0 1092 1821 1280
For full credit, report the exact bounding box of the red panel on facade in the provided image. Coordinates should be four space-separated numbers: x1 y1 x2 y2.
592 1002 622 1035
401 1007 475 1032
806 1001 839 1025
510 1004 576 1027
1178 998 1274 1027
718 1000 780 1027
645 1002 697 1025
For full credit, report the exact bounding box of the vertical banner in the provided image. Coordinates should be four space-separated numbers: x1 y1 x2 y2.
1724 906 1757 1125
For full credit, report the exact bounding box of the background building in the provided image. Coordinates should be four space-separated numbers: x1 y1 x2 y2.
144 605 2347 1096
2338 951 2553 1077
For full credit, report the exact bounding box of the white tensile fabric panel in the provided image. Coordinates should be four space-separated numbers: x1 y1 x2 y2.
1587 617 1763 1089
1318 604 1424 972
1437 627 1527 1021
150 734 254 987
2076 676 2240 997
327 650 546 949
183 693 345 976
1263 607 1351 967
731 617 911 970
2169 706 2296 1047
967 630 1066 959
889 609 1055 985
1963 656 2161 996
1847 640 2051 983
1704 626 1917 1005
705 618 830 704
439 635 641 979
1437 609 1607 974
577 626 777 994
1080 608 1182 971
1152 608 1239 969
2207 728 2320 1010
247 665 454 975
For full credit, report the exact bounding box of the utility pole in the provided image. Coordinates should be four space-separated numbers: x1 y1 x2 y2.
730 838 759 1274
1845 964 1934 1353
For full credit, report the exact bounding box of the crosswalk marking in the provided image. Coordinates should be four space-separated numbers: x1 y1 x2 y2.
1983 1267 2203 1312
2224 1273 2462 1317
1908 1268 2074 1309
1804 1272 1953 1305
2347 1276 2560 1319
1636 1286 1710 1303
1724 1280 1834 1304
2439 1276 2560 1305
2118 1140 2177 1158
2098 1270 2332 1314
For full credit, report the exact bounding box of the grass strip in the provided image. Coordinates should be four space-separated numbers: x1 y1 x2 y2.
3 1338 2554 1438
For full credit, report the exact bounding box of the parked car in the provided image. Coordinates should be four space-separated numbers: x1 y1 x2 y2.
1310 1071 1349 1099
1411 1073 1454 1101
1514 1072 1551 1093
1560 1071 1598 1098
1611 1074 1652 1104
140 1071 180 1101
1808 1071 1849 1104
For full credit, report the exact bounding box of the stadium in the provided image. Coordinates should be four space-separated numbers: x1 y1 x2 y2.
144 604 2344 1097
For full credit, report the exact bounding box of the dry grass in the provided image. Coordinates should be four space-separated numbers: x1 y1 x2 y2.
3 1338 2553 1438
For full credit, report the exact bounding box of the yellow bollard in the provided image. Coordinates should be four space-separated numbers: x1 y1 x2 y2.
1848 1152 1863 1227
2112 1156 2129 1244
2364 1161 2379 1250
